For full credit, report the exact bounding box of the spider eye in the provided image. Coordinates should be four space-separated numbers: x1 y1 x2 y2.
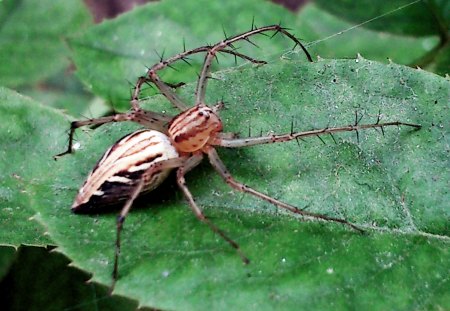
199 110 210 119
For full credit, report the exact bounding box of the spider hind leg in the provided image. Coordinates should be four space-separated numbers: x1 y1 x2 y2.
205 146 363 233
175 153 250 264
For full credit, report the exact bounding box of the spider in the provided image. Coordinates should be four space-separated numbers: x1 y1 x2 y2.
55 24 421 288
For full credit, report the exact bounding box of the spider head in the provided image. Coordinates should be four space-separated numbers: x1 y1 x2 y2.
168 104 223 153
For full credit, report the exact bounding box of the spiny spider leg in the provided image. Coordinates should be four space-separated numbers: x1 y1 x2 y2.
112 156 187 291
132 45 267 112
55 110 172 159
195 25 313 105
132 75 189 111
205 147 363 233
212 121 422 148
164 81 186 89
176 153 250 264
220 49 267 65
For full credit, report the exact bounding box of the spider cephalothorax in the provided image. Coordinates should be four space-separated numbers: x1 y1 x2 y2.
56 24 421 289
168 104 223 153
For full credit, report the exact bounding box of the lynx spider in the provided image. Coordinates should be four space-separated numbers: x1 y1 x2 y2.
56 24 421 288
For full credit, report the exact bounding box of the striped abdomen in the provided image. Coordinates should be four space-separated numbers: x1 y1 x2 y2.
72 130 179 213
168 104 222 153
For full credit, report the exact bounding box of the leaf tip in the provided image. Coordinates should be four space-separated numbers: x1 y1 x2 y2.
354 53 368 64
50 246 62 254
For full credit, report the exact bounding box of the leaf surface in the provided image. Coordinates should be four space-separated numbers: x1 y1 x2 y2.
0 88 62 246
69 0 444 112
18 59 449 310
0 0 91 87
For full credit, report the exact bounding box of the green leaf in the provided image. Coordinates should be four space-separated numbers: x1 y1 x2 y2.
424 43 450 76
19 69 98 117
69 0 446 113
297 3 441 65
0 87 65 246
69 0 310 110
27 59 449 310
307 0 449 75
0 0 91 87
314 0 444 36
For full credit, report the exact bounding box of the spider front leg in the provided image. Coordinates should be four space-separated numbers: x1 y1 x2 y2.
211 120 422 148
195 25 313 105
54 109 171 159
205 146 363 233
133 46 215 111
132 75 190 111
176 153 250 264
135 46 268 112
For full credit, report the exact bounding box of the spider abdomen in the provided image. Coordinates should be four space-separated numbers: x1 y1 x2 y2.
72 129 179 213
168 104 223 153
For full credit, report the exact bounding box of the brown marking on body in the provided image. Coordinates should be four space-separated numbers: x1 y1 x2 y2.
168 104 223 153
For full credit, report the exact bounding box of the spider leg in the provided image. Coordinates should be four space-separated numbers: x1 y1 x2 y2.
176 153 250 264
164 81 186 89
216 132 239 140
134 45 270 111
205 146 363 233
211 121 422 148
132 75 189 111
54 110 172 159
220 48 267 65
111 156 187 292
195 25 313 105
